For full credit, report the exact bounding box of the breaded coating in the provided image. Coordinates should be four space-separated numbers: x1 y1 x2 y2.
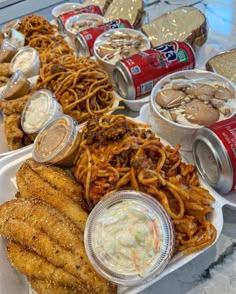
26 158 83 205
16 162 88 232
0 62 11 77
0 76 9 87
4 113 23 150
8 241 84 290
0 94 30 115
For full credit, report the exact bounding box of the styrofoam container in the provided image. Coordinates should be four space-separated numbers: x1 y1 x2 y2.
149 69 236 151
0 131 235 294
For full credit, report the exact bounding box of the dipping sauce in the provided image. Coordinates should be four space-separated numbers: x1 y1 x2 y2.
85 190 174 286
33 115 81 166
21 89 63 134
0 39 17 63
10 47 40 78
0 70 31 100
155 77 236 127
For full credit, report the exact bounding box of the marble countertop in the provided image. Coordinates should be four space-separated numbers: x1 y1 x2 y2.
0 0 236 294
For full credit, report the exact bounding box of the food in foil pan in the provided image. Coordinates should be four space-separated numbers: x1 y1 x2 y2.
96 30 149 64
141 6 207 50
155 78 236 127
206 48 236 85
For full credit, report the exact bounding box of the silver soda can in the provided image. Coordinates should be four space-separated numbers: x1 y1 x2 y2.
192 117 236 194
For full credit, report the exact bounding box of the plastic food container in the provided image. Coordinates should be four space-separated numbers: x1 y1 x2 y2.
94 28 151 81
33 115 82 166
84 190 174 286
8 28 25 49
0 39 17 63
51 2 83 19
21 89 63 135
0 70 31 100
2 19 21 36
10 47 40 78
65 13 105 43
149 69 236 151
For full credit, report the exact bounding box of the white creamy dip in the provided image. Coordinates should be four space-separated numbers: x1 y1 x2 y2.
12 51 34 72
93 199 163 276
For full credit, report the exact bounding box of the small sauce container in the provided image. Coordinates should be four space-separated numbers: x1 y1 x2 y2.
2 19 21 37
21 89 63 135
0 70 31 100
8 28 25 49
65 13 105 43
84 190 174 286
33 115 82 166
0 39 17 63
10 47 40 78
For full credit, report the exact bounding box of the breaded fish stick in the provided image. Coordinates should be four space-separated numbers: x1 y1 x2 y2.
0 63 11 77
4 113 23 150
26 159 83 205
8 241 85 290
16 163 88 232
0 219 115 293
1 198 83 249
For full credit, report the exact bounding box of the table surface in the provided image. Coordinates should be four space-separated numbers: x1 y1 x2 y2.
1 0 236 294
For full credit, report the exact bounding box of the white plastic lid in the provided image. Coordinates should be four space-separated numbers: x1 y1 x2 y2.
84 190 175 286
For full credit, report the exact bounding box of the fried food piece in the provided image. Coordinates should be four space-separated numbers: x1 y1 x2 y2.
0 198 83 247
26 158 83 205
4 113 23 150
8 241 83 289
0 200 116 293
0 63 11 77
0 94 30 115
16 161 88 232
29 278 85 294
0 76 9 87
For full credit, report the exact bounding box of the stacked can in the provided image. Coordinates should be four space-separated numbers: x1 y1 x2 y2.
75 19 132 56
57 5 103 33
192 117 236 194
113 41 195 100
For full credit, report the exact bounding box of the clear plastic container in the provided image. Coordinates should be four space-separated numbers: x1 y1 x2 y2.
32 115 82 166
2 19 21 37
0 39 17 63
8 28 25 49
0 70 31 100
21 89 63 135
10 47 40 78
84 190 175 286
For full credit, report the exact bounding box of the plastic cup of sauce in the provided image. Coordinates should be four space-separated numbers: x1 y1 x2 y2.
0 39 17 63
84 190 175 286
33 115 82 166
10 47 40 78
21 89 63 135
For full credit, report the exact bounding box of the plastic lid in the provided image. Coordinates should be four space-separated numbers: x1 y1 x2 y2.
10 46 39 76
32 115 78 163
21 89 61 134
84 190 175 286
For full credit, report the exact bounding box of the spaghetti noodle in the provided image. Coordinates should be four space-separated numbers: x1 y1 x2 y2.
74 114 217 254
35 55 115 123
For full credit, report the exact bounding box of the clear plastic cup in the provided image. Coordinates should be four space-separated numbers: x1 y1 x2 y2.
0 69 31 100
84 190 175 286
32 115 82 166
21 89 63 135
0 39 17 63
10 47 40 78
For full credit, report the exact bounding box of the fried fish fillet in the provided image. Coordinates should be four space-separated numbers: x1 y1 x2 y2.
8 241 84 290
4 113 23 150
29 278 85 294
0 94 30 115
0 211 115 293
1 198 83 247
26 158 83 205
0 76 9 87
16 162 88 232
0 62 11 77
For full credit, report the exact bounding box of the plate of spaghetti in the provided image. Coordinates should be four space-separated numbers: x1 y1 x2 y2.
72 113 233 292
